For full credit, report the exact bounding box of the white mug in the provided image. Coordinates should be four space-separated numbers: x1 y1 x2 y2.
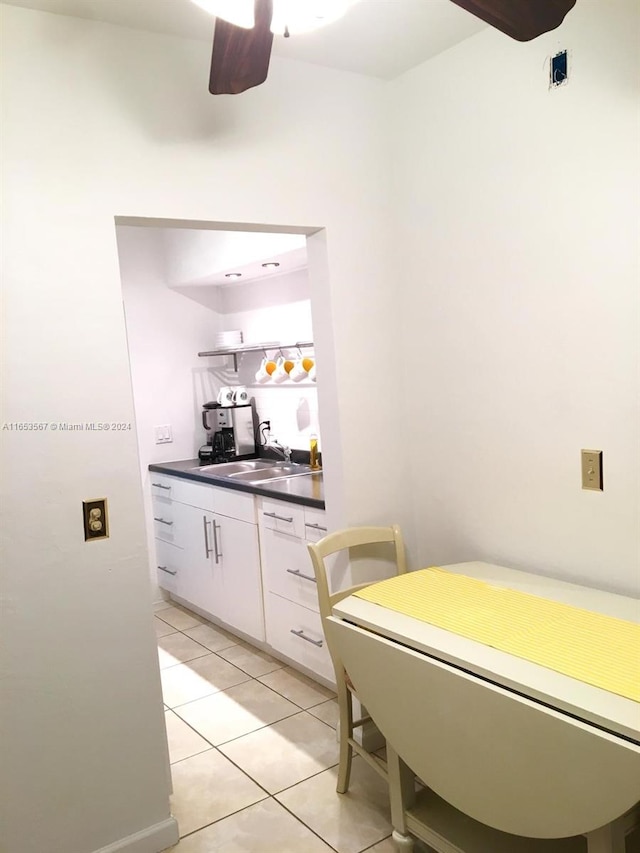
232 386 248 404
271 356 294 384
255 357 277 384
289 356 313 382
217 386 234 406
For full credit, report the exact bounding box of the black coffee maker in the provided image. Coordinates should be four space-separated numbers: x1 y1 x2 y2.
198 401 256 464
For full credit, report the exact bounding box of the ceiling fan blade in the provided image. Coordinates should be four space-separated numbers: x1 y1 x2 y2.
449 0 577 41
209 0 274 95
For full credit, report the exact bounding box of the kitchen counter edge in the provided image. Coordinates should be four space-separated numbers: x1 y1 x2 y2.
148 459 325 510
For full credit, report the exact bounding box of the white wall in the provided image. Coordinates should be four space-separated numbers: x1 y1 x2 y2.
391 0 639 594
118 225 223 467
117 225 224 601
0 7 404 853
221 267 321 452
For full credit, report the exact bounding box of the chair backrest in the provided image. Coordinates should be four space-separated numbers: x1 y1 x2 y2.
307 525 407 673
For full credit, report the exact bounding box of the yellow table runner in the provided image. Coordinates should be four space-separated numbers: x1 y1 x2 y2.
354 568 640 702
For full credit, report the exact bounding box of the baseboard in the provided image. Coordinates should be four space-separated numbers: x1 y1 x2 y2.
93 818 179 853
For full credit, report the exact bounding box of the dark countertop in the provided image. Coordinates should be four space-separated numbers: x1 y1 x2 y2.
149 458 325 510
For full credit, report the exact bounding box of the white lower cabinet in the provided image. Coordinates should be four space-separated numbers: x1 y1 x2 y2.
151 477 264 644
151 474 331 682
265 592 334 683
258 496 334 684
154 539 180 596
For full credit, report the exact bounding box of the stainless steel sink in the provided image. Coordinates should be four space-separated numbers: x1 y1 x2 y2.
229 464 316 483
196 460 278 475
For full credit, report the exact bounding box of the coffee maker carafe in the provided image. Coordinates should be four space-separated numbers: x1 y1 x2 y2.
199 401 256 463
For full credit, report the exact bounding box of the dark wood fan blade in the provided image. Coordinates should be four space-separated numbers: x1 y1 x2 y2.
449 0 577 41
209 0 274 95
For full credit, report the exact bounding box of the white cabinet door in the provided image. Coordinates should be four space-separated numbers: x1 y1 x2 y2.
175 503 216 615
214 514 264 643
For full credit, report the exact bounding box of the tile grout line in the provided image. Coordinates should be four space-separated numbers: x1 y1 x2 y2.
158 614 390 851
165 662 347 847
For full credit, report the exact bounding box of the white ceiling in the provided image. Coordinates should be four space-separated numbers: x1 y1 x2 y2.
157 228 308 287
1 0 487 80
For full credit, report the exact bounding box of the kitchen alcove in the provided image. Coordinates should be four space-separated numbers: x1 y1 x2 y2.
116 219 327 597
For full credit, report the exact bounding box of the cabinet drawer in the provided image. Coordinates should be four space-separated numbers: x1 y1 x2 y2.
150 474 176 498
262 528 319 612
265 593 334 683
260 498 305 538
152 501 180 546
170 478 217 512
154 540 180 594
303 507 328 543
165 478 256 523
213 487 256 524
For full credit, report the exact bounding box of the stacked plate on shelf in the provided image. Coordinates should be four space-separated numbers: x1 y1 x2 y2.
214 330 243 349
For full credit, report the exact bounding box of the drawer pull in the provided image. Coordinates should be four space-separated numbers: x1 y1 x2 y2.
286 568 316 584
305 522 327 532
203 516 213 559
154 517 174 526
152 482 171 490
290 628 323 648
157 565 177 576
264 511 293 523
212 519 222 563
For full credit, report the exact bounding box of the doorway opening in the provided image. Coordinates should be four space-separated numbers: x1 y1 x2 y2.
113 215 335 601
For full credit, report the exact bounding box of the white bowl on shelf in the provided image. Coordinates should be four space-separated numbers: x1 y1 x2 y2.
215 330 243 349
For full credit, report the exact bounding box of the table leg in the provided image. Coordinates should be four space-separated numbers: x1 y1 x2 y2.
387 744 415 851
586 819 626 853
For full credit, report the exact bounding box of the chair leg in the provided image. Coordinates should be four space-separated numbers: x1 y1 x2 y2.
336 678 354 794
392 829 414 851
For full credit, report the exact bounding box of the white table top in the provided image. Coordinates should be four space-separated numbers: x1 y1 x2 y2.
333 561 640 745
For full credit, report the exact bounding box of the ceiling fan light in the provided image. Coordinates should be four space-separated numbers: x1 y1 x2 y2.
271 0 356 36
190 0 255 29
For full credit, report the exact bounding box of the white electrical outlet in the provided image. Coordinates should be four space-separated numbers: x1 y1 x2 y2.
154 424 173 444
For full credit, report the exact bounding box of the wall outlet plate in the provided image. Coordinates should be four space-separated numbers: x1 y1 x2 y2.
581 450 603 492
551 50 568 87
83 498 109 541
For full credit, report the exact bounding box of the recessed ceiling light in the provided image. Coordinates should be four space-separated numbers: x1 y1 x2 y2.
225 273 242 279
261 262 280 269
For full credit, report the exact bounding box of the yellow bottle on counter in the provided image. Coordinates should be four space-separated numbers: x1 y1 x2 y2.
309 433 320 470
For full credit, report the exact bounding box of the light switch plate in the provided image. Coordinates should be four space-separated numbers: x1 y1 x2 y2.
154 424 173 444
581 449 603 491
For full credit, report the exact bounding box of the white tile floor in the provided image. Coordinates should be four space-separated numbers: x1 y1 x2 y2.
155 601 427 853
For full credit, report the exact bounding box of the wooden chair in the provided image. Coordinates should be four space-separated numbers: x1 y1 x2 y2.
307 524 407 794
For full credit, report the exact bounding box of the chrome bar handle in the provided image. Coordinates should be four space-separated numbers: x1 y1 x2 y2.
305 522 327 532
290 629 323 648
264 511 293 523
203 516 213 559
153 517 173 526
286 568 316 584
157 565 177 576
152 482 171 490
212 520 222 563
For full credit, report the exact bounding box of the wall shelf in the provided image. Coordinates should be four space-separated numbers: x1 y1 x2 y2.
198 340 314 372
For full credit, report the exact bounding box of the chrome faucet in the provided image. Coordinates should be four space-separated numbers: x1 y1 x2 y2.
270 440 292 463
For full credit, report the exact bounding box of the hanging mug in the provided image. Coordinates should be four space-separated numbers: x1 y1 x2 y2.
272 356 294 384
289 356 314 382
255 357 277 384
